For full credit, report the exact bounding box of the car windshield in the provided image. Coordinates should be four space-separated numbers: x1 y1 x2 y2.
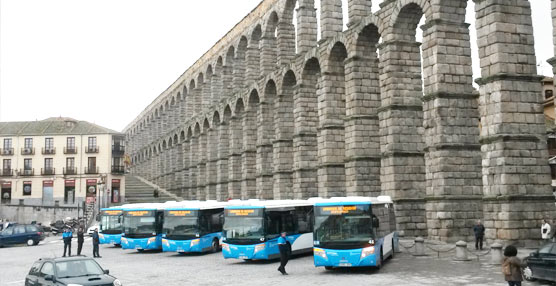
314 204 373 247
56 259 104 278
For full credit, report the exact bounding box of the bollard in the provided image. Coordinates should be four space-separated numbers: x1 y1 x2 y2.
490 243 503 265
454 241 471 261
414 237 426 256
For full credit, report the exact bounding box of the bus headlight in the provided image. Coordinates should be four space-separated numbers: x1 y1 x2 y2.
147 237 157 244
162 239 169 247
190 239 200 246
360 246 375 259
254 243 266 253
222 243 230 252
314 248 327 259
99 234 104 239
113 279 123 286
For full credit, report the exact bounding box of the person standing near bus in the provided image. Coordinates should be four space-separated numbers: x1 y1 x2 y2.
277 232 289 275
92 228 101 258
76 224 85 255
473 220 485 250
62 227 73 257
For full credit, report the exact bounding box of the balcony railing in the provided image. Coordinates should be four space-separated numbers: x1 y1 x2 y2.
0 148 14 155
42 147 56 155
112 145 125 154
85 146 99 153
19 168 34 176
41 167 55 175
84 166 99 174
20 147 34 155
111 165 125 174
64 147 78 154
0 169 13 177
63 167 77 175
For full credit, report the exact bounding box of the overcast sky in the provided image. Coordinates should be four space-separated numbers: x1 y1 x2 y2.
0 0 554 132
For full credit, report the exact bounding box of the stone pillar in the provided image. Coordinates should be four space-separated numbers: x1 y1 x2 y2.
197 132 207 200
320 0 343 40
257 100 274 199
211 73 222 106
233 52 246 95
378 38 427 238
216 122 230 201
228 115 243 199
246 43 260 82
242 107 257 199
293 82 319 199
193 87 202 115
296 0 318 54
189 135 199 200
347 0 371 25
474 0 555 245
202 80 211 111
260 36 277 75
181 139 190 199
277 21 296 66
318 59 346 198
207 127 218 200
549 0 556 91
222 65 234 96
421 4 483 242
274 83 295 199
344 52 381 196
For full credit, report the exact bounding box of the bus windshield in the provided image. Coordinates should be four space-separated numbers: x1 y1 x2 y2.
123 210 156 237
314 204 373 249
223 208 264 244
163 210 199 240
100 215 122 234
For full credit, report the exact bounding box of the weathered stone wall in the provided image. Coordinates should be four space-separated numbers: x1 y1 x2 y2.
124 0 556 244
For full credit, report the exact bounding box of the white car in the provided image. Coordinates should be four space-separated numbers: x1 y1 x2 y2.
87 224 99 236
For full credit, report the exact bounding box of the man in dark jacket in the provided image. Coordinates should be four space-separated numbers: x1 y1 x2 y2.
277 232 289 275
92 228 101 258
473 220 485 250
62 228 73 257
76 225 85 255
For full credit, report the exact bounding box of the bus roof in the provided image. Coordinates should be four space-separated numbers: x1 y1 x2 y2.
122 202 168 211
164 200 228 211
310 196 393 206
224 199 313 209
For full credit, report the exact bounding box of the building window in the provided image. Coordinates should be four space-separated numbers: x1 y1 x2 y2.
87 157 96 173
44 158 53 169
551 164 556 180
88 137 97 148
67 137 75 149
45 138 54 149
546 89 553 99
24 138 33 148
3 159 10 170
24 159 32 170
66 157 75 169
23 181 32 196
3 138 12 149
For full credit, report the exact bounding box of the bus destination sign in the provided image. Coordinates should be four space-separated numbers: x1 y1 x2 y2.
225 209 261 217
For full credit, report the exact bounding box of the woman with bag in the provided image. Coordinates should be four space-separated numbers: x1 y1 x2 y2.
502 245 526 286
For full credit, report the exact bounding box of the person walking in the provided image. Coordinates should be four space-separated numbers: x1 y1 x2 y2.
76 225 85 255
541 219 551 241
62 227 73 257
473 219 485 250
92 228 101 258
277 232 289 275
502 245 525 286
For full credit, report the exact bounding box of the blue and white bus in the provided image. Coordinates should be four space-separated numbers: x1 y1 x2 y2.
222 200 314 260
98 207 124 246
162 201 226 253
312 196 398 269
120 203 166 252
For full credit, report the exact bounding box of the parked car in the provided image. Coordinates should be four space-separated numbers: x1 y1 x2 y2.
0 224 45 247
25 256 122 286
87 224 99 236
522 241 556 283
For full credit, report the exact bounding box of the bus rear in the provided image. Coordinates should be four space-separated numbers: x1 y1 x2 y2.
121 208 163 251
99 208 123 245
162 206 223 253
312 198 397 269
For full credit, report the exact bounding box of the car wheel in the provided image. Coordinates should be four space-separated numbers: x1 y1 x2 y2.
26 239 35 246
522 266 535 281
324 266 334 271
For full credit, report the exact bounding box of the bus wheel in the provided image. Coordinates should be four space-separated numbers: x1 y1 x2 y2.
324 266 334 271
211 239 219 253
391 239 395 259
137 249 144 253
376 249 383 270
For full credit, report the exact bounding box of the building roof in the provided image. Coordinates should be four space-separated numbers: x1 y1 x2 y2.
0 117 121 136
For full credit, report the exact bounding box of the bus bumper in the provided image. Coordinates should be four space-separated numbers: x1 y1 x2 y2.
313 247 378 267
221 243 275 260
99 234 121 245
121 237 161 250
162 239 203 253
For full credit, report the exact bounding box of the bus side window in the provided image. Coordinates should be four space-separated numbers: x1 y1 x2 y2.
210 210 223 232
283 212 295 234
266 212 280 239
296 207 311 233
199 214 209 234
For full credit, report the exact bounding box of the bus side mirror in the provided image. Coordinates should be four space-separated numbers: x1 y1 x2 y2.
44 275 55 282
372 215 379 229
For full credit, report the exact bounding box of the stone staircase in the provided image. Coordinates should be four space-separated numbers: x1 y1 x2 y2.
124 175 179 204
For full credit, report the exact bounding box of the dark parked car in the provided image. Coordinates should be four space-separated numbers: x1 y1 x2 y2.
523 241 556 283
0 224 45 247
25 256 122 286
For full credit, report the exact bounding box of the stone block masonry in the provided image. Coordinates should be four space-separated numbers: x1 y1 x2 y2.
124 0 556 244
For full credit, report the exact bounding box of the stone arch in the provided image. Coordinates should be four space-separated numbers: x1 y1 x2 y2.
168 137 173 148
389 0 432 34
280 0 298 59
247 25 262 82
256 80 276 199
162 140 167 149
260 11 279 75
212 57 224 105
212 111 221 126
233 36 248 93
180 130 185 142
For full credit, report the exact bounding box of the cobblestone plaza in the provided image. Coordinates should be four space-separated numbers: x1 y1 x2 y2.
124 0 556 244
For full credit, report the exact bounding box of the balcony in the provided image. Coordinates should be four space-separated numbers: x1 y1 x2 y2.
64 147 78 154
111 165 125 174
85 146 99 153
41 167 55 175
1 148 14 155
0 169 13 177
19 169 34 176
42 147 56 155
84 166 99 174
20 147 34 155
112 145 125 155
63 167 77 175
